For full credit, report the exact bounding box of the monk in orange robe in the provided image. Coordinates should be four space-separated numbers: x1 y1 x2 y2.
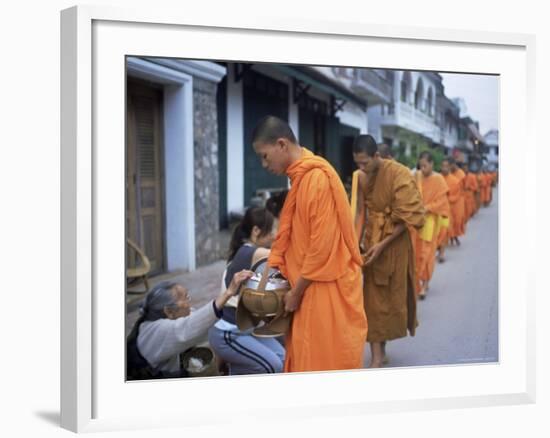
439 158 461 261
414 151 450 299
479 171 489 206
252 115 368 372
464 167 479 221
352 135 425 367
474 171 483 214
449 158 466 244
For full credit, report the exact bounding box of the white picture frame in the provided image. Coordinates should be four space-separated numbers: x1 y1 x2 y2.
60 4 536 433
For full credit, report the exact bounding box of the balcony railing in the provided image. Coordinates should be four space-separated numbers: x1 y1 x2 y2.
379 101 441 142
350 69 393 105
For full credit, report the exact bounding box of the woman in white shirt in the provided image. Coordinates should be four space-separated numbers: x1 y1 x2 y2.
128 269 252 379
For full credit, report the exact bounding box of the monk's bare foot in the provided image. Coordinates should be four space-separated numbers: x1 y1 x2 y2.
456 238 461 246
438 255 445 263
369 360 384 368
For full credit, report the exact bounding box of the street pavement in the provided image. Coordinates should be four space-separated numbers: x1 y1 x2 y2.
364 188 499 368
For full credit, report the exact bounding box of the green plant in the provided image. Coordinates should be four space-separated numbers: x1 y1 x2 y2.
392 130 446 171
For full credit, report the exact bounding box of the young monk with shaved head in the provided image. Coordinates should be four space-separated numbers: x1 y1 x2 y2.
449 158 466 245
252 115 368 372
414 151 450 299
352 134 425 367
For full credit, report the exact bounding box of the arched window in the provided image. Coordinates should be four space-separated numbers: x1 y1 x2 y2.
401 71 412 103
426 87 433 116
414 78 424 110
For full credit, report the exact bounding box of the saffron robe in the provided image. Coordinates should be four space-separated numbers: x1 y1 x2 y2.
451 168 467 236
360 159 425 342
268 148 368 372
415 172 450 287
479 173 489 205
443 173 463 239
474 174 482 212
464 173 479 221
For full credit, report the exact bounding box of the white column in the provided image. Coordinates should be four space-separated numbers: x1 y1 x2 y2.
164 82 195 272
226 66 245 216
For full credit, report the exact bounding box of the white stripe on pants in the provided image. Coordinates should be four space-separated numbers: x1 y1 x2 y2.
208 326 285 375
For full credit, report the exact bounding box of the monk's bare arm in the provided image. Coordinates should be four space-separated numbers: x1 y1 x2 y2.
294 276 313 296
383 222 406 247
284 276 313 313
364 222 406 266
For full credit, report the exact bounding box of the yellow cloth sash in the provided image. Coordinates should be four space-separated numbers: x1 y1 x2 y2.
416 172 449 241
419 213 436 241
419 214 449 242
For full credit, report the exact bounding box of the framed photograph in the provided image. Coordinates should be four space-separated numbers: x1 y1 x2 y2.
61 5 536 433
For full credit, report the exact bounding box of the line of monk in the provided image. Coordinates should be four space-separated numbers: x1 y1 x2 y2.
350 136 497 366
413 154 497 300
252 117 496 371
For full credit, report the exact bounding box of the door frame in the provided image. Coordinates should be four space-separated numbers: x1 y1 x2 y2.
126 79 166 274
127 57 196 271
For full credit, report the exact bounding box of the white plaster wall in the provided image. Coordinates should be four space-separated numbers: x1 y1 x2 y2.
337 100 368 134
164 83 195 272
226 66 245 216
367 105 383 141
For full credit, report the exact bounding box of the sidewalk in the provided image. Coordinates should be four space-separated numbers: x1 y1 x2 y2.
125 259 227 336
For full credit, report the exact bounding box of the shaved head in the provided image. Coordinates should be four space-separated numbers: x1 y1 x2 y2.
378 143 393 159
353 135 378 157
251 115 297 146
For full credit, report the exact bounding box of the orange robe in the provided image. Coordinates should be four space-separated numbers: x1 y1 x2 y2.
451 168 466 236
415 172 450 287
479 174 489 205
451 168 466 235
475 174 482 212
443 173 462 239
464 173 479 221
269 148 368 372
362 160 425 342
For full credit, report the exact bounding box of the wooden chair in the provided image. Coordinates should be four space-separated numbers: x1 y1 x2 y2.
127 238 151 293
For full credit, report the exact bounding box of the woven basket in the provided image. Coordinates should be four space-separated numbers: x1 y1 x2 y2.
182 347 219 377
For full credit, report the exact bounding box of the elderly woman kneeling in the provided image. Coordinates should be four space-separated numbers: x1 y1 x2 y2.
127 270 252 379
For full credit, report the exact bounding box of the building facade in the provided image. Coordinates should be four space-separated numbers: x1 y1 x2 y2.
367 70 447 166
222 62 370 227
126 57 226 275
126 59 487 275
126 58 387 274
483 129 499 170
